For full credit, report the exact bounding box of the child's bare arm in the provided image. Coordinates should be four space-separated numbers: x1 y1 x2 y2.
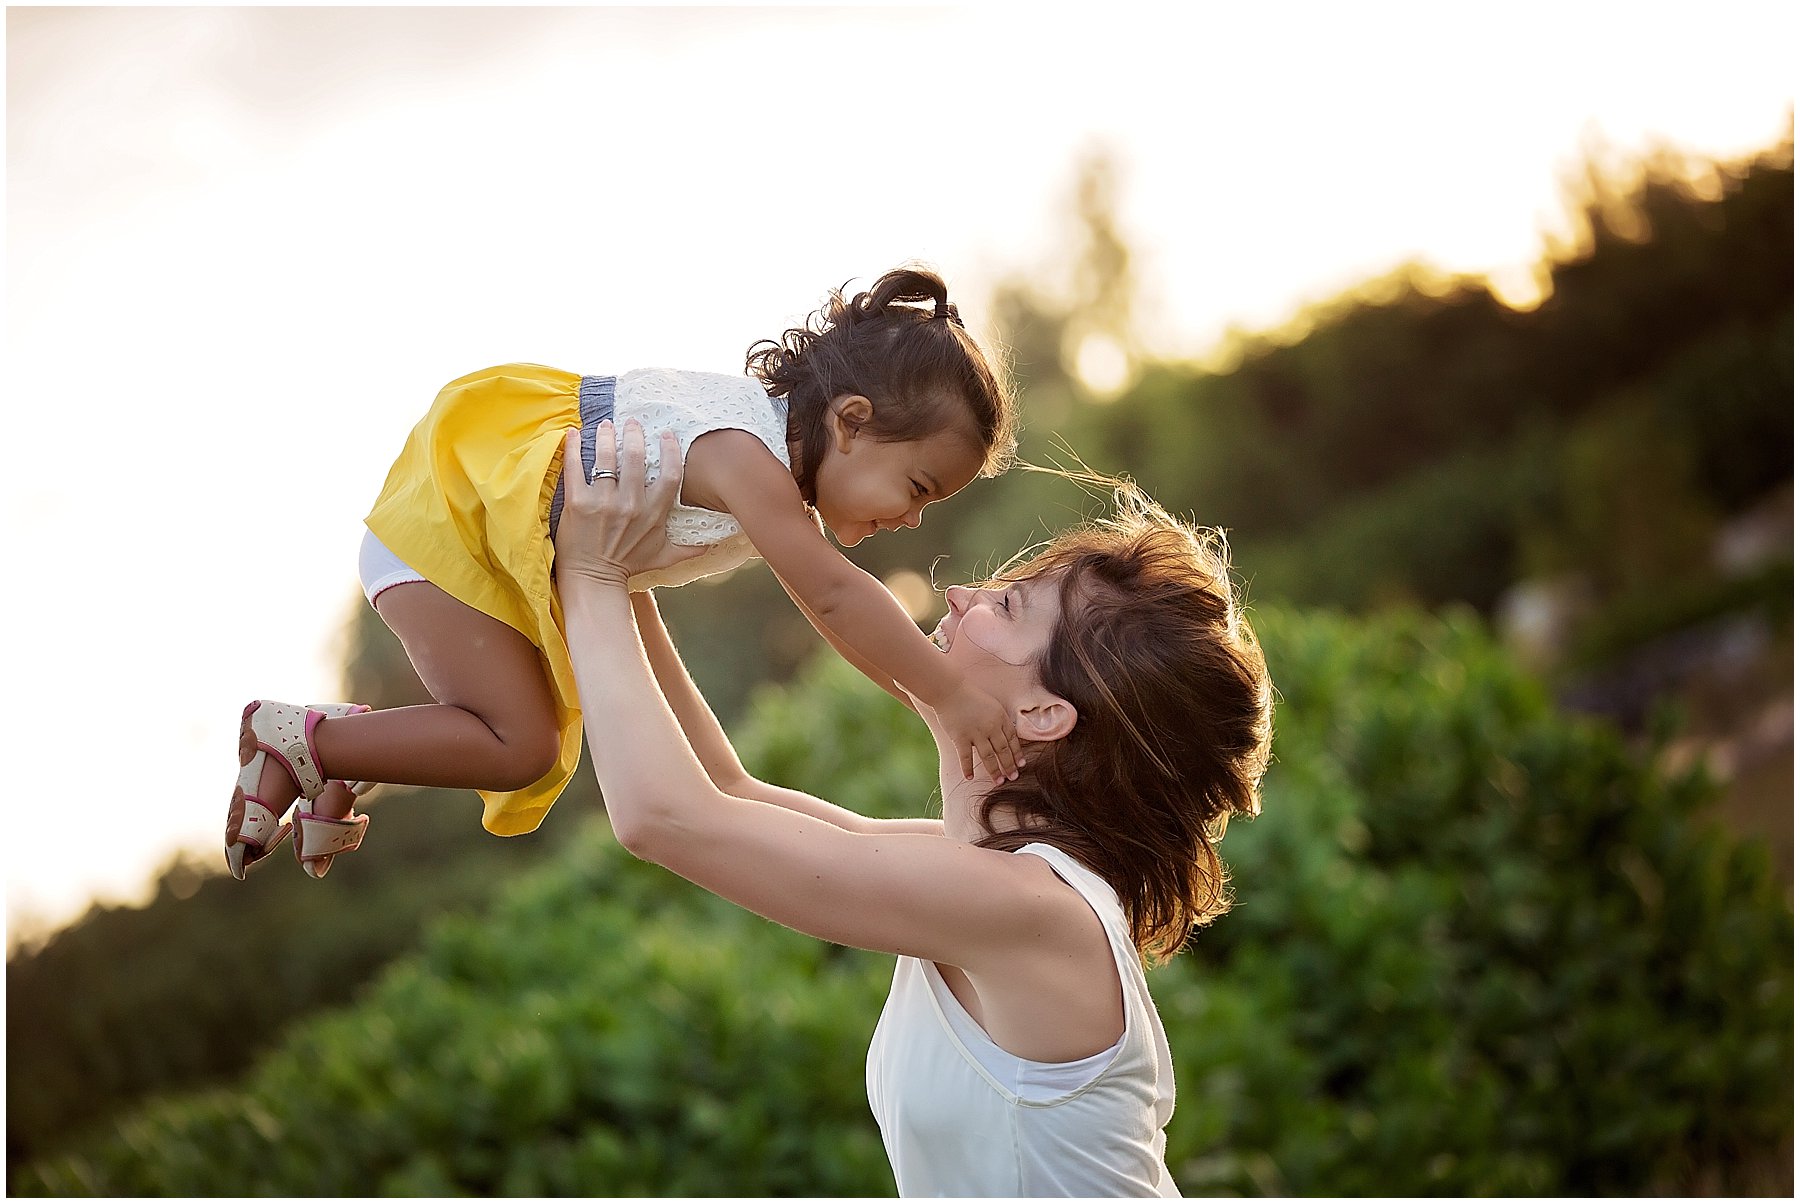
771 571 915 710
684 429 1023 783
630 590 942 835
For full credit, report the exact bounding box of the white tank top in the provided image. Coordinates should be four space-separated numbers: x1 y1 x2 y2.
865 843 1180 1197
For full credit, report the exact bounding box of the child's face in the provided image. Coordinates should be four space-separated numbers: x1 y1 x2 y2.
812 401 986 547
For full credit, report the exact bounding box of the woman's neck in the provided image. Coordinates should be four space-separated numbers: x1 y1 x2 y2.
939 768 1030 845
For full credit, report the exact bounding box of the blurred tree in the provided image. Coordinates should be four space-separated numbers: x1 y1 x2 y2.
1554 395 1719 597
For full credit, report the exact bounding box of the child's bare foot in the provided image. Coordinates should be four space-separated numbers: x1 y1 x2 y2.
310 779 356 822
244 736 303 815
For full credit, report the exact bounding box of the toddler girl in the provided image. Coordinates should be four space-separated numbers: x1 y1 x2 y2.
226 266 1023 879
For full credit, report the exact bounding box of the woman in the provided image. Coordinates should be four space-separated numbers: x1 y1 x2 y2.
554 422 1273 1196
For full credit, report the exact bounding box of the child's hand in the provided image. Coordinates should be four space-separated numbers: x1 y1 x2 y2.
937 683 1024 786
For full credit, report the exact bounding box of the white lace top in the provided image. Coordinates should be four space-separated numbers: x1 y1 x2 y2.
613 367 793 591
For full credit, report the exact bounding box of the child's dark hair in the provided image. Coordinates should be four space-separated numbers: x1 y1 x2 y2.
746 266 1017 504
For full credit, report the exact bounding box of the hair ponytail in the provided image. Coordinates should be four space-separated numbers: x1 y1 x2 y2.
747 265 1011 504
856 268 963 327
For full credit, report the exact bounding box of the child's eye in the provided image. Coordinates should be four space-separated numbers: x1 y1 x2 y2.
911 480 928 499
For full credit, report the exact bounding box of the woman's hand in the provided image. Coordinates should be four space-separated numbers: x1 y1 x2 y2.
553 420 703 588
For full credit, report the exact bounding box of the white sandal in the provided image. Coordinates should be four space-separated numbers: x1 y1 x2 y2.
226 700 371 880
292 792 372 880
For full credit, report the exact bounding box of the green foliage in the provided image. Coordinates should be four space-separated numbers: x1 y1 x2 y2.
1243 424 1563 612
1032 145 1793 553
1158 608 1792 1194
5 782 553 1171
14 824 899 1197
15 615 1790 1196
1537 146 1794 401
1646 311 1795 514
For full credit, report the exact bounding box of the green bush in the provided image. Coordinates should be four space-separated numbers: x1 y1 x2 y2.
14 828 899 1197
13 610 1790 1196
1161 607 1791 1194
5 782 553 1171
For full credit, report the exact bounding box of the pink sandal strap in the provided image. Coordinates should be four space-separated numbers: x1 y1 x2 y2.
243 700 369 802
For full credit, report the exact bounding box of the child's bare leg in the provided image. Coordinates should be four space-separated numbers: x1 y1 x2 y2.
248 582 561 821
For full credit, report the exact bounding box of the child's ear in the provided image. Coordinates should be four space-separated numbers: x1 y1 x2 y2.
829 394 874 451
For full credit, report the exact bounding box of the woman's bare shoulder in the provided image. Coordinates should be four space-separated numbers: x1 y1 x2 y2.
956 848 1128 1062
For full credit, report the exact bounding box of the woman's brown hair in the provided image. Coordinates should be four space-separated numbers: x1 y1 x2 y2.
972 485 1274 964
746 265 1017 504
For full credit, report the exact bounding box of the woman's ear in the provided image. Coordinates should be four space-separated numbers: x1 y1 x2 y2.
829 394 874 453
1016 694 1077 743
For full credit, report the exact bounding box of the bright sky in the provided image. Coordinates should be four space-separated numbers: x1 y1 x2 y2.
6 2 1793 946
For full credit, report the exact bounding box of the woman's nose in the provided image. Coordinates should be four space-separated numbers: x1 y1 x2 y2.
945 584 974 613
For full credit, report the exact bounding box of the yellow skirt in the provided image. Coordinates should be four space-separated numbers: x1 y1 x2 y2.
364 363 587 836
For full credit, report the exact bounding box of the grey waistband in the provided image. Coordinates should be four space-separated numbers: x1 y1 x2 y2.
547 374 617 541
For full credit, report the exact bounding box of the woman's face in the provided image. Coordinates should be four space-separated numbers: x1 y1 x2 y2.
929 573 1073 824
932 574 1062 684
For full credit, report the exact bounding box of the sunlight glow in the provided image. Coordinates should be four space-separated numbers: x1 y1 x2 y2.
1073 333 1133 402
6 2 1793 946
885 571 940 625
1486 262 1554 312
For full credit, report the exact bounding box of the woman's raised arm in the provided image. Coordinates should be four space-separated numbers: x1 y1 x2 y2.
553 422 1040 964
630 588 941 836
